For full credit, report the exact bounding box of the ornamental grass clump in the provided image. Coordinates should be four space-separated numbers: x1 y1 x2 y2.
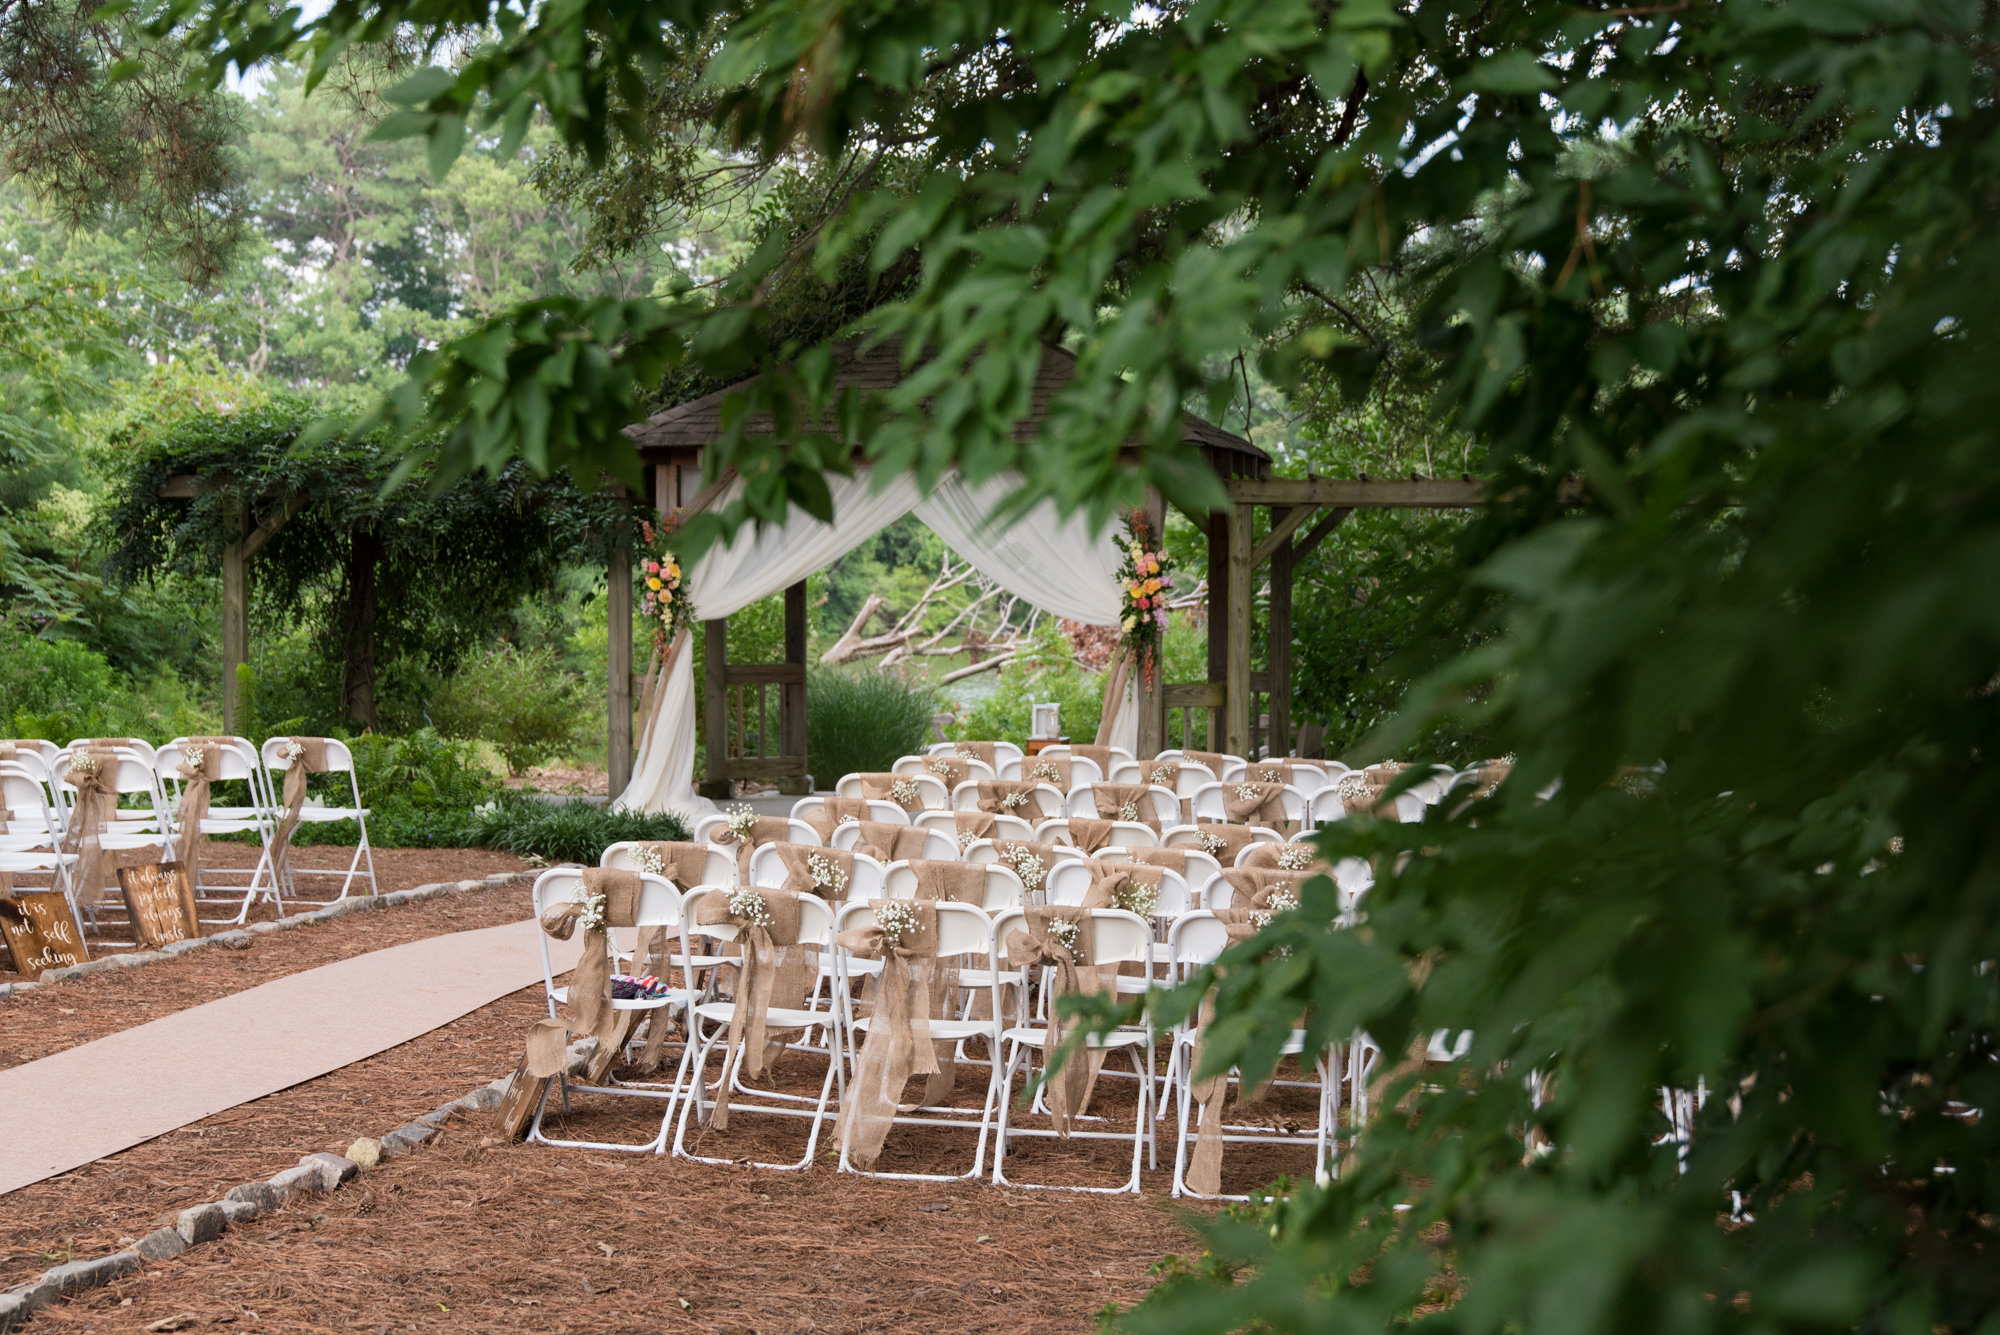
805 668 939 791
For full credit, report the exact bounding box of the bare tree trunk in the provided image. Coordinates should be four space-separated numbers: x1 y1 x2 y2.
338 524 384 730
819 594 888 664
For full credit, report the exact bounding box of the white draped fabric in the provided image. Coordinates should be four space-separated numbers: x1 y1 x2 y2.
616 467 1129 814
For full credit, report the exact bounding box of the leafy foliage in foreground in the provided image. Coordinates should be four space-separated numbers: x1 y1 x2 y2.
463 797 691 866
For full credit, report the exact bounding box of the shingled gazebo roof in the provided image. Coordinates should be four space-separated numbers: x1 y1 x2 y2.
625 341 1270 481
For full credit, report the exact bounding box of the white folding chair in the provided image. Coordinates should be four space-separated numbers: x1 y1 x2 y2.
1308 787 1423 825
1068 782 1179 826
67 737 158 765
747 843 887 899
1040 744 1133 768
1188 781 1307 830
155 741 280 923
671 887 843 1170
929 741 1025 767
793 794 908 826
963 839 1085 875
831 822 959 861
897 753 998 784
601 841 738 886
997 753 1105 785
259 737 379 902
526 869 691 1154
949 780 1063 823
1164 911 1341 1199
1033 816 1160 849
833 772 949 810
880 860 1024 910
830 899 1006 1180
0 763 64 854
692 813 823 845
911 808 1033 849
990 907 1157 1193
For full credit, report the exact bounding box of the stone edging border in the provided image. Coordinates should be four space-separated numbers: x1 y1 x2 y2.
0 872 532 998
0 1016 598 1330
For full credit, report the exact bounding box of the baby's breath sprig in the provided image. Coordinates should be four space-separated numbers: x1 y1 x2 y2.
889 779 920 806
806 853 848 896
876 901 920 949
1233 783 1265 803
1250 884 1301 930
1277 845 1314 871
68 753 98 777
956 827 979 852
1118 799 1140 821
1003 846 1046 894
1030 760 1062 784
180 746 206 774
727 889 774 928
1150 764 1176 787
634 847 666 876
1113 880 1157 917
1047 918 1081 954
999 790 1029 810
280 740 307 765
1199 830 1228 857
927 756 961 781
573 890 609 934
725 804 758 840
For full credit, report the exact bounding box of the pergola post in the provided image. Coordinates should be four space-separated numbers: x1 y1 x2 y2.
700 619 729 800
780 581 810 795
1269 505 1293 757
221 505 249 735
1224 501 1254 757
606 539 634 798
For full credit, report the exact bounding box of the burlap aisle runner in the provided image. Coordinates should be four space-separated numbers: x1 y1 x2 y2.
694 885 808 1129
835 898 942 1169
1004 906 1101 1135
269 737 332 884
1090 783 1161 830
59 747 119 907
858 773 928 814
1221 780 1293 833
171 739 230 895
713 812 795 882
949 811 998 854
976 780 1050 822
1186 907 1267 1196
801 797 871 843
1187 823 1264 866
851 821 931 863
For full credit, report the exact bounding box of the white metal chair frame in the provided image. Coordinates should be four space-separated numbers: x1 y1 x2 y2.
691 813 824 846
258 737 379 902
155 739 281 923
526 869 692 1154
831 821 960 861
989 907 1157 1194
1033 816 1161 850
998 754 1104 785
831 898 1008 1181
894 753 999 784
1188 781 1308 831
881 860 1025 912
929 741 1025 766
832 772 950 811
671 887 844 1170
948 779 1064 823
746 843 888 899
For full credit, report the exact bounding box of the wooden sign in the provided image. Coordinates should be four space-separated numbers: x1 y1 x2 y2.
117 861 201 948
0 892 88 974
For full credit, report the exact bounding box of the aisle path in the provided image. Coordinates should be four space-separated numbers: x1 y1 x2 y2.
0 919 581 1196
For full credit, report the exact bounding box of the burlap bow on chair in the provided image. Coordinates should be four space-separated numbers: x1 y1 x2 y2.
774 843 855 900
1240 842 1326 875
693 885 809 1129
171 739 230 896
1334 769 1400 817
1068 745 1116 780
903 858 984 904
976 780 1048 821
1180 750 1238 781
1221 780 1293 833
1185 907 1271 1196
835 898 944 1169
948 811 998 853
800 797 871 843
921 754 967 786
1217 868 1304 912
987 841 1062 900
1003 906 1102 1135
59 747 119 906
1082 861 1167 917
626 840 713 889
1090 783 1161 830
1186 823 1264 865
1121 847 1191 876
858 773 929 813
851 821 932 863
712 812 795 881
269 737 331 884
952 741 1001 770
1243 761 1308 788
1061 818 1119 854
1020 755 1071 789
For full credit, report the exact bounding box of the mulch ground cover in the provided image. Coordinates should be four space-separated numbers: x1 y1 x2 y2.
0 849 1329 1331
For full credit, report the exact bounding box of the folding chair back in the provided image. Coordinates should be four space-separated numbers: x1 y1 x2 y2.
680 884 834 947
928 741 1024 766
832 772 949 809
829 820 958 861
691 813 823 845
68 737 158 765
746 843 886 898
1189 781 1306 828
915 809 1029 844
963 838 1084 869
0 764 60 849
794 795 908 825
881 861 1021 910
601 841 737 886
1068 782 1178 825
949 779 1062 821
531 869 680 1006
1032 816 1160 849
1011 746 1106 785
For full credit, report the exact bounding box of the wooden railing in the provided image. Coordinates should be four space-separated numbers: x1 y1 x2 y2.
718 662 807 782
1161 673 1275 756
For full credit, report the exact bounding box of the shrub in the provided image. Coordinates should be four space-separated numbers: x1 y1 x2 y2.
428 641 589 772
0 631 122 738
806 667 940 790
463 796 691 864
950 620 1106 747
286 728 506 848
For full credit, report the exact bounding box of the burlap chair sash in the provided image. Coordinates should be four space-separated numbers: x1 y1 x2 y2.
1003 906 1101 1134
714 813 797 881
1240 842 1326 875
952 741 1000 770
902 859 982 903
921 753 969 786
536 869 650 1057
858 772 928 813
1220 780 1292 832
269 736 333 880
835 898 943 1169
988 841 1065 900
170 738 231 893
1334 769 1401 816
1187 907 1268 1195
1082 861 1167 916
627 840 714 888
1217 868 1304 911
1069 745 1116 779
852 820 932 863
1062 817 1118 853
801 797 871 843
59 746 120 907
1242 761 1309 788
774 843 855 900
1020 755 1072 789
1180 750 1238 780
976 780 1050 821
694 884 809 1128
1121 846 1191 876
1468 761 1511 798
949 810 998 853
1089 782 1161 830
1187 822 1263 865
